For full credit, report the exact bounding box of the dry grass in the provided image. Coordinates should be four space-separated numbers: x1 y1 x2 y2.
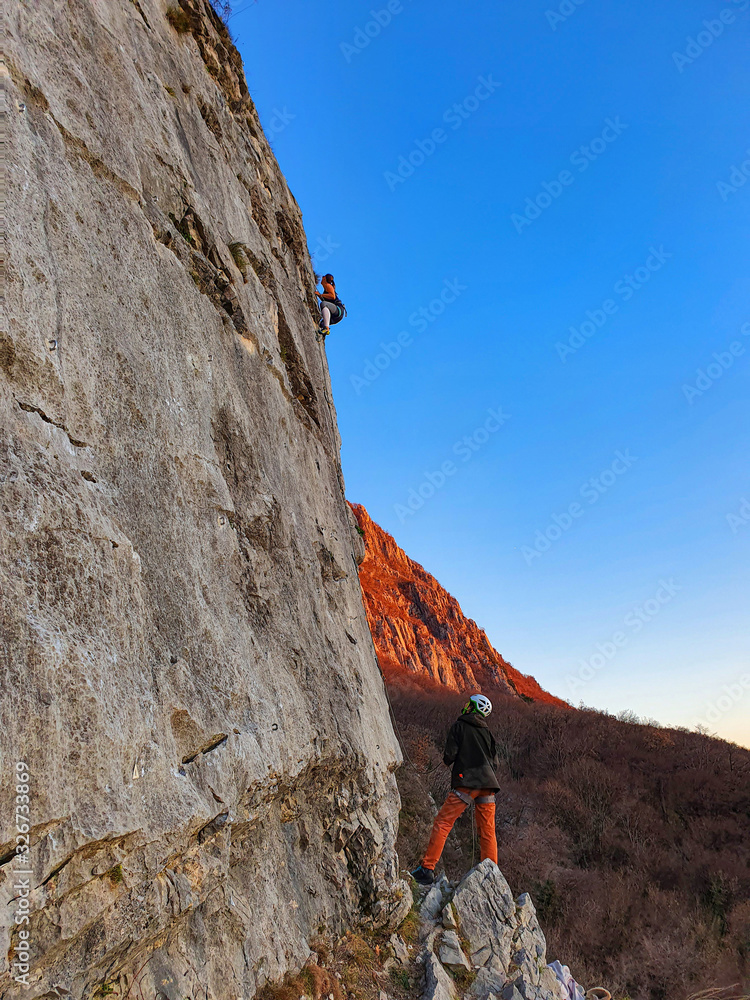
228 241 249 279
446 966 476 991
257 964 340 1000
397 908 420 947
106 863 123 885
165 5 190 33
686 989 749 1000
257 918 422 1000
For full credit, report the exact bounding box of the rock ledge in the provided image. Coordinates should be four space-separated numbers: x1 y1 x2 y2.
416 861 578 1000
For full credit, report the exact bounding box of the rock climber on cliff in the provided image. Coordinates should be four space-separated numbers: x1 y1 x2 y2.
316 273 346 338
411 694 499 886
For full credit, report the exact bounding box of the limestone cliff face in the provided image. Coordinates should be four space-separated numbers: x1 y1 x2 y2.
1 2 408 996
351 505 566 707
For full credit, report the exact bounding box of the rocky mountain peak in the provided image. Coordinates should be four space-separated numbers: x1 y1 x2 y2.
350 504 566 707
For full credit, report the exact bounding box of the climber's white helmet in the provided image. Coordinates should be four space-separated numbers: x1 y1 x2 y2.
466 694 492 717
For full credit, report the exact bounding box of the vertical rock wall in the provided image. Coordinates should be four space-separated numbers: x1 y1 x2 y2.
1 1 408 995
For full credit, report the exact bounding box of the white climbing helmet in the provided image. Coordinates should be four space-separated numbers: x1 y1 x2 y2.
468 694 492 717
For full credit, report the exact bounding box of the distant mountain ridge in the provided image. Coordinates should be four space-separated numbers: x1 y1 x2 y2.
350 503 567 707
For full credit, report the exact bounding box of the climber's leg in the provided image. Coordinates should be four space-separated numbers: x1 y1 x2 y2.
474 791 498 864
422 788 472 870
319 304 331 333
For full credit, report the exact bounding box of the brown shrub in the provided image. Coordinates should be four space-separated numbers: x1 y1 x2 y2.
389 683 750 999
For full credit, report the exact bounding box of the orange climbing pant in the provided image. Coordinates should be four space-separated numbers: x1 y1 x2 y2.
422 787 497 870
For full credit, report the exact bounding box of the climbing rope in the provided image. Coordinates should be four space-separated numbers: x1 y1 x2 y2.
313 327 347 497
471 806 477 868
378 653 484 872
315 330 334 410
380 659 430 788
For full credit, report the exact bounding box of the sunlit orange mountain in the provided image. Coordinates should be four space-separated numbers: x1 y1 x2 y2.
351 503 568 707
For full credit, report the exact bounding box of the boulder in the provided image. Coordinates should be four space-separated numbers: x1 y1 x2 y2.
539 966 566 997
417 861 580 1000
470 965 511 997
390 932 410 964
452 860 516 971
514 893 537 926
442 901 458 930
424 950 458 1000
422 876 451 922
505 974 562 1000
438 930 472 971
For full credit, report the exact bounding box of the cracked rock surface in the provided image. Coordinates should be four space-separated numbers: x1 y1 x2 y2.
1 0 409 995
417 861 572 1000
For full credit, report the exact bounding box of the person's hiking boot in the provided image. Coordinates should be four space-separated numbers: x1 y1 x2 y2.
410 865 435 886
320 327 330 337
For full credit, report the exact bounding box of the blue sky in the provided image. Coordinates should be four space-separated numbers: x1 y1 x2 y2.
233 0 750 745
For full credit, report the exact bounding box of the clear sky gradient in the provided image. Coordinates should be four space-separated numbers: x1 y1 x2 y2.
233 0 750 745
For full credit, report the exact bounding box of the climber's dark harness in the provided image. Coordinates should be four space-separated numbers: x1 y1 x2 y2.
452 790 496 806
320 297 347 325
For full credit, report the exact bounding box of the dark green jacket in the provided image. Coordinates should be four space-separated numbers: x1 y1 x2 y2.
443 714 500 791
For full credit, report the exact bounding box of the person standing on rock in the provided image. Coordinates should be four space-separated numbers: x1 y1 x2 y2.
316 273 346 337
411 694 499 886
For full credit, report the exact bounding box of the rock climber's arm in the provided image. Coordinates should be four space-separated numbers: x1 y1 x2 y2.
443 723 460 766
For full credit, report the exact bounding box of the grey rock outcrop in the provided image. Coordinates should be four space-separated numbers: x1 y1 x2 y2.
453 862 516 973
1 0 408 996
425 951 458 1000
419 861 574 1000
442 902 459 931
423 875 452 922
439 931 472 972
